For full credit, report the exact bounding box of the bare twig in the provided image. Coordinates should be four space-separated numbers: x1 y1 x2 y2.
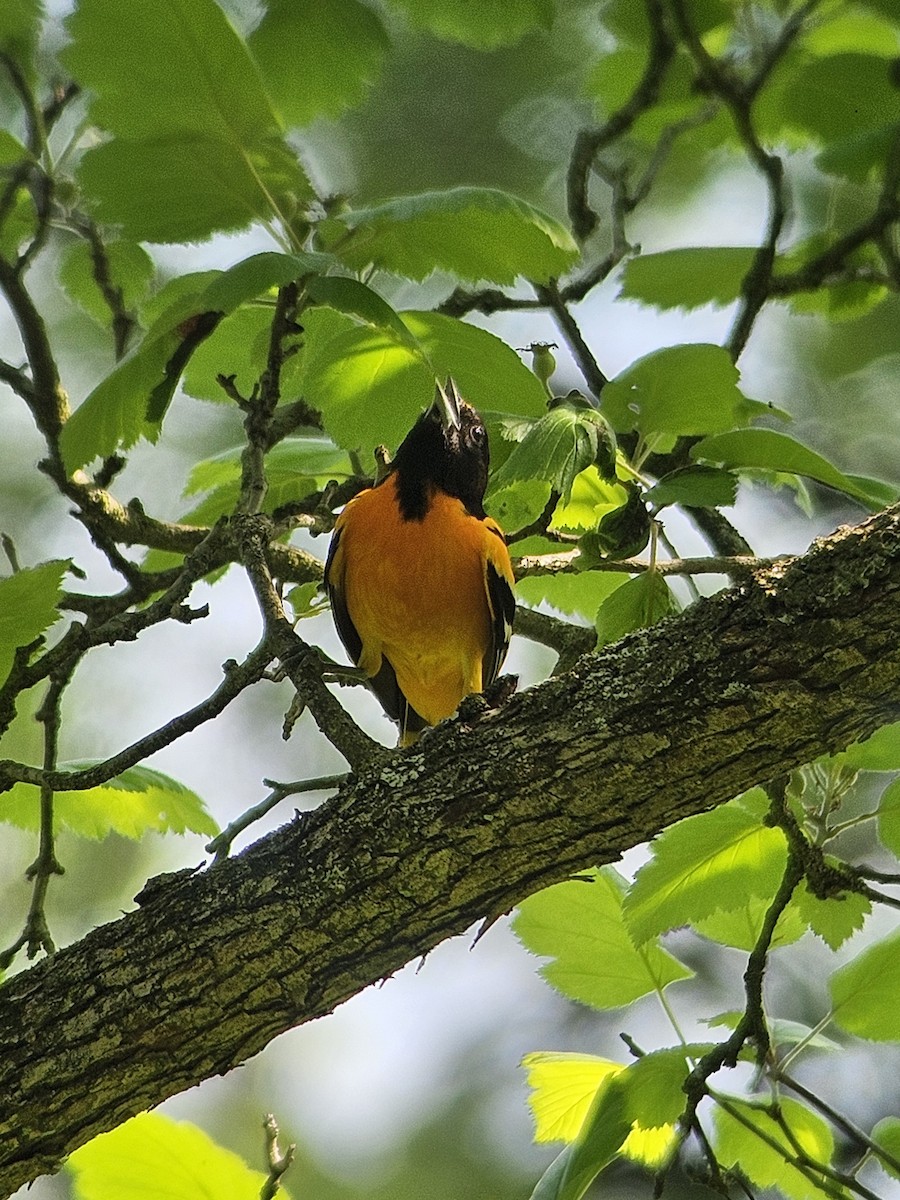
206 773 346 863
260 1114 295 1200
0 642 275 797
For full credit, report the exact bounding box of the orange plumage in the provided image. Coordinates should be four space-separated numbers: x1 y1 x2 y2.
325 381 515 744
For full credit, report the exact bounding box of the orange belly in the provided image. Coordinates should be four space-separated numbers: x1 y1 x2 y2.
332 478 506 725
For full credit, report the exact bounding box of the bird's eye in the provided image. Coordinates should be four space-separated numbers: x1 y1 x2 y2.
470 424 486 444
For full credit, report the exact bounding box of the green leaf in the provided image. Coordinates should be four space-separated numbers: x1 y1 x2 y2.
61 253 314 469
549 465 629 534
174 437 351 525
334 187 579 284
1 765 218 840
625 1049 694 1129
623 796 788 945
60 310 223 470
644 465 738 510
250 0 388 126
181 304 273 403
300 309 546 454
307 275 422 349
0 560 68 688
386 0 553 48
692 428 880 508
523 1052 625 1144
486 480 554 535
781 53 900 145
619 248 757 311
64 0 312 242
830 928 900 1040
0 0 42 77
585 483 652 561
713 1098 835 1200
515 569 626 624
840 720 900 768
871 1117 900 1180
706 1013 841 1054
595 571 678 647
286 580 329 620
59 239 155 329
513 867 692 1011
877 777 900 858
488 404 616 504
793 879 870 951
529 1074 632 1200
67 1112 264 1199
694 894 806 951
805 9 900 57
601 344 752 439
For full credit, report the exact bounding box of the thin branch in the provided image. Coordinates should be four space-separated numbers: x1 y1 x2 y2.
566 0 674 240
259 1114 295 1200
512 606 596 675
532 279 609 396
0 672 69 970
774 1069 900 1178
514 550 776 581
668 0 789 363
0 641 275 797
206 773 346 864
234 512 383 769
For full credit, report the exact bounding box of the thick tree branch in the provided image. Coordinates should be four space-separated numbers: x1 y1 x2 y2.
3 504 900 1195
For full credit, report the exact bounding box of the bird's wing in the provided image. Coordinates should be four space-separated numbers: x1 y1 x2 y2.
482 524 516 689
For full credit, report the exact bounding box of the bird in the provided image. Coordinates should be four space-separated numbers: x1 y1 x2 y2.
325 379 516 745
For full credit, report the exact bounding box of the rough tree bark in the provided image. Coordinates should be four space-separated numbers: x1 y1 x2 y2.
2 503 900 1196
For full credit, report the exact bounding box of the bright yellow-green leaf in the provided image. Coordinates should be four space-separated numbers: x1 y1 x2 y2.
713 1097 835 1200
0 560 69 688
523 1052 623 1143
830 928 900 1040
1 765 218 840
793 878 870 951
623 795 788 945
67 1112 266 1200
694 894 806 951
513 867 692 1011
871 1117 900 1180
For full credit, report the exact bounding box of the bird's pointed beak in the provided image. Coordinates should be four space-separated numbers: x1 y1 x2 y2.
432 377 462 431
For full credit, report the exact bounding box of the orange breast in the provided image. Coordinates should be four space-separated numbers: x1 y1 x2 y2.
330 477 512 726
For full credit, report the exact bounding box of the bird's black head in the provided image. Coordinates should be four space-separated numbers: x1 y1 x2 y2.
391 379 491 521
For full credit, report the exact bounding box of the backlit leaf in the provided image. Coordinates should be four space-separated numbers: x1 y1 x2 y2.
67 1113 263 1199
1 765 217 840
513 867 692 1011
64 0 312 241
831 928 900 1040
793 877 870 951
623 796 788 944
602 344 752 439
644 465 738 510
0 560 68 688
713 1098 835 1200
488 404 616 503
386 0 553 49
595 571 678 646
692 428 880 508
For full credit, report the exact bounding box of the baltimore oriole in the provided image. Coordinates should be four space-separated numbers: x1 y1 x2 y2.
325 380 516 745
